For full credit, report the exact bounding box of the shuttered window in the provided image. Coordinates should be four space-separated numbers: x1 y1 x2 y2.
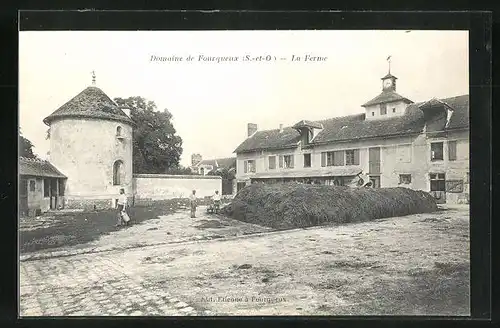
284 155 294 168
345 149 360 165
279 155 284 168
321 152 326 167
333 151 344 166
268 156 276 170
448 141 457 161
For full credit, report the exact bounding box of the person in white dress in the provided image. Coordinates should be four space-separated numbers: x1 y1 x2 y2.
116 188 128 227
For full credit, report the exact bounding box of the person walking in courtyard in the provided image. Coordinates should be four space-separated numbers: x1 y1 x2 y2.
116 188 129 227
190 189 197 218
212 190 221 214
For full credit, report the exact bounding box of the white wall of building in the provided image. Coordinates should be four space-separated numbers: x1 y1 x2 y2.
133 174 222 200
49 118 134 206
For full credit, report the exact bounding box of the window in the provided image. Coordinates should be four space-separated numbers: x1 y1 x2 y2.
303 154 311 168
283 155 294 169
326 152 334 166
430 173 446 191
322 151 344 167
43 179 50 197
345 149 360 166
244 160 256 173
116 126 122 136
268 156 276 170
29 180 36 192
372 112 375 116
399 174 412 185
113 160 123 185
392 108 396 113
333 151 344 166
448 141 457 161
430 142 444 161
380 104 387 115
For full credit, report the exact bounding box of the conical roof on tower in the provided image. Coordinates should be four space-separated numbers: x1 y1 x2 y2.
43 86 135 126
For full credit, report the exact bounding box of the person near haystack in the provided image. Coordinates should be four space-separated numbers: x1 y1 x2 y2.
212 190 221 214
115 188 130 227
189 189 197 218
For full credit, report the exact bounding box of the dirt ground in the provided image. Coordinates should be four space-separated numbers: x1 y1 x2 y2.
98 205 470 316
20 203 272 256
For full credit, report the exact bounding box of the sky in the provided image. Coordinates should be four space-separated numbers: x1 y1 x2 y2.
19 30 469 167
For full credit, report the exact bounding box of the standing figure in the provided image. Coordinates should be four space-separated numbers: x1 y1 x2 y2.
212 190 221 214
190 190 197 218
116 188 128 227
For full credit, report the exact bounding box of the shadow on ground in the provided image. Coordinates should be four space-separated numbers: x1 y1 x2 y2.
19 199 193 253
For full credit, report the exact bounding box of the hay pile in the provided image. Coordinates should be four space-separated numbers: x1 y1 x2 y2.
223 183 438 229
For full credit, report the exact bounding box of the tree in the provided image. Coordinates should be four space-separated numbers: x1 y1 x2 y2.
19 129 38 159
164 166 196 175
207 167 236 180
114 96 184 173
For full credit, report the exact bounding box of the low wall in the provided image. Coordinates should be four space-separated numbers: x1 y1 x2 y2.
133 174 222 201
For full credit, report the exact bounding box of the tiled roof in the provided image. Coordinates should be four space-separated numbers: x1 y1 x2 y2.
234 95 469 153
19 157 67 178
198 157 236 168
43 86 135 126
292 120 323 130
233 127 301 153
381 73 398 80
361 90 413 107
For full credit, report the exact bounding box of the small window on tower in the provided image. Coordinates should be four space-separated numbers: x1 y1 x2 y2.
372 112 375 116
116 126 122 137
392 108 396 113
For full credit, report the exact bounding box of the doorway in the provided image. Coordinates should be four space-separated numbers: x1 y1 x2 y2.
369 147 381 174
430 173 446 204
369 175 381 188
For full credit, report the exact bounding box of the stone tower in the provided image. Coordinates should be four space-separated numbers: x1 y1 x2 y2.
43 81 135 209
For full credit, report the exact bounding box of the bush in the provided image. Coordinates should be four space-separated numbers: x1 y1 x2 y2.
223 183 438 229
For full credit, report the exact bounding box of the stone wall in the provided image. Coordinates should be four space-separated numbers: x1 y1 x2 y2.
133 174 222 201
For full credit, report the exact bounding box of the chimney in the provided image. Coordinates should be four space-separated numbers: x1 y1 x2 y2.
247 123 258 137
279 124 284 132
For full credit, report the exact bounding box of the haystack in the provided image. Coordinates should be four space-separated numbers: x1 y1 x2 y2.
223 183 438 229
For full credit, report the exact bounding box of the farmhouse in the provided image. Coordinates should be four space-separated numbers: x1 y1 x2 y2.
233 69 469 204
190 155 236 176
190 155 237 195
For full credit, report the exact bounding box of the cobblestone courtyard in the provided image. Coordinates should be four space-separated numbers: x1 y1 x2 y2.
19 205 470 317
